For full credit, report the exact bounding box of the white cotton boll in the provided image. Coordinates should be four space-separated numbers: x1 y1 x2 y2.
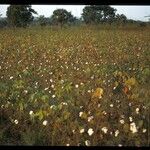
110 104 114 107
85 140 90 146
10 76 13 80
42 120 48 126
142 129 147 133
98 104 101 108
14 119 19 124
102 111 107 115
75 84 79 88
120 119 125 124
80 106 83 109
72 130 75 133
62 102 68 106
51 84 54 88
44 87 49 91
79 112 83 117
24 90 28 94
130 122 138 133
88 128 94 136
90 76 94 80
52 95 56 98
80 128 85 134
50 105 55 109
115 130 119 137
29 110 33 115
87 90 91 93
129 103 132 106
80 82 84 85
60 80 64 84
88 111 91 115
113 87 116 90
129 117 133 122
135 108 140 114
1 105 4 108
101 127 108 134
88 116 94 122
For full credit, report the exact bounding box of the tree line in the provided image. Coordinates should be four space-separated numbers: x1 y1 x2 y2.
0 5 148 28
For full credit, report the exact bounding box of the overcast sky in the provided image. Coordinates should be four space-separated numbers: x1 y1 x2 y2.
0 5 150 21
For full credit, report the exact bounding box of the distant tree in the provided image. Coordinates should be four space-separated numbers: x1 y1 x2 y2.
82 5 116 24
127 19 136 24
6 5 37 27
115 14 127 24
101 5 116 23
31 16 52 26
144 15 150 22
72 17 83 25
138 21 147 27
37 15 47 26
0 17 7 28
81 6 96 24
51 9 75 27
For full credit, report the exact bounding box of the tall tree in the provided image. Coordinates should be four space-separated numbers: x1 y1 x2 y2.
0 18 7 28
82 6 99 24
51 9 75 27
115 14 127 24
6 5 37 27
37 15 47 26
82 5 116 24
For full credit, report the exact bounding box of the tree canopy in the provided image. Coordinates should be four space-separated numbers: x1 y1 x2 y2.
1 5 146 28
6 5 37 27
37 15 48 26
82 5 116 24
115 14 127 24
51 9 75 27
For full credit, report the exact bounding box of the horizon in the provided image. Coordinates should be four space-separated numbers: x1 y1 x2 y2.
0 5 150 22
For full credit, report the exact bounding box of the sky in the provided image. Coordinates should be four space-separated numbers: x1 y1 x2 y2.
0 5 150 22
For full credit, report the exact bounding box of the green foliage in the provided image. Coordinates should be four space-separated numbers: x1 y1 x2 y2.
6 5 37 27
0 18 7 28
115 14 127 25
51 9 75 27
21 129 45 145
82 5 116 24
37 15 48 26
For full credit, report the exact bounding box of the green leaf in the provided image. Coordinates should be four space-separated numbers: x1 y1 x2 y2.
19 102 24 111
125 77 136 86
63 111 71 120
80 112 88 119
37 110 44 121
41 95 49 102
123 124 129 133
138 120 143 128
58 104 63 110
